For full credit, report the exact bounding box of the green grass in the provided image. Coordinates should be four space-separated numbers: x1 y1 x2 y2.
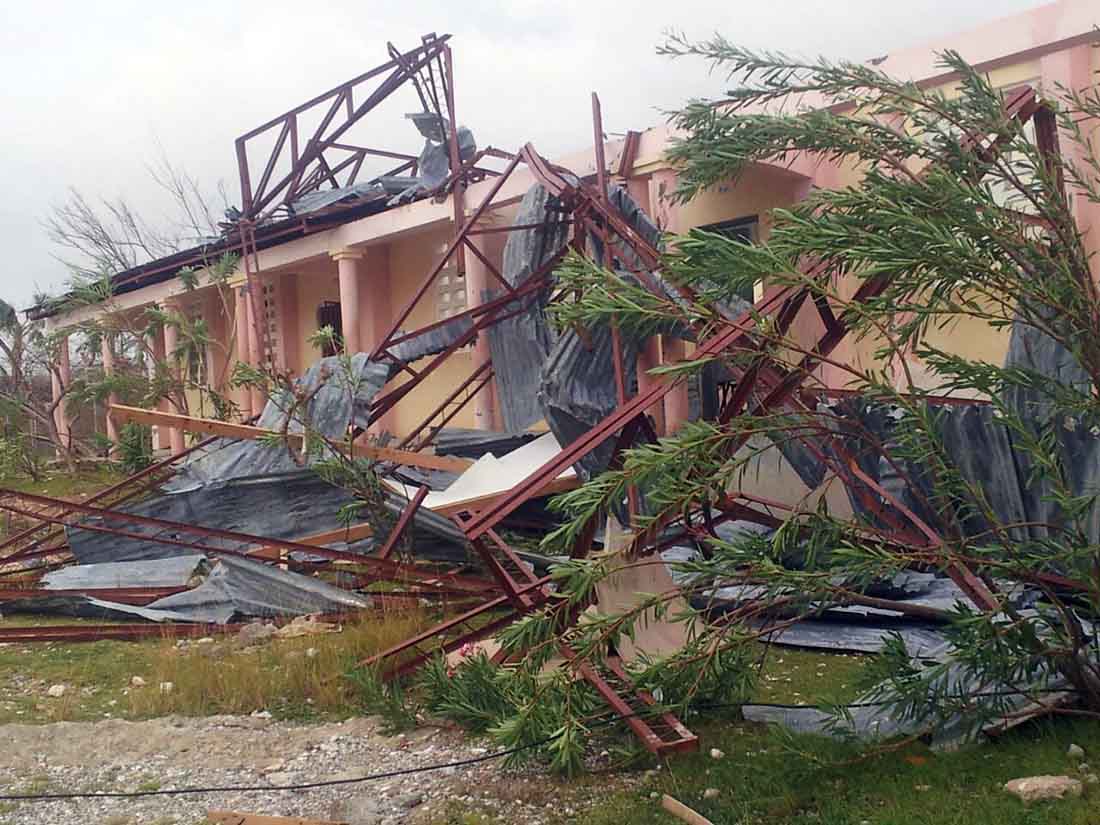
0 609 430 724
0 464 126 500
579 716 1100 824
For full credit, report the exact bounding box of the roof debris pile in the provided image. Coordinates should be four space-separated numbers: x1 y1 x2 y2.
2 80 1094 759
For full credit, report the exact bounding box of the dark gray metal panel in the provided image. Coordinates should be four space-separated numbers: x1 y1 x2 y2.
486 184 571 431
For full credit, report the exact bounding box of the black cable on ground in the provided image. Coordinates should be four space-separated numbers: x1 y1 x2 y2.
0 690 1079 802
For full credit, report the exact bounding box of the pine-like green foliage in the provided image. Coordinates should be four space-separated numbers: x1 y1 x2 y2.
510 41 1100 751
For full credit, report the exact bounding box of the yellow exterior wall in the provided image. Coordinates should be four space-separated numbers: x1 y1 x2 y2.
386 224 479 436
291 258 341 371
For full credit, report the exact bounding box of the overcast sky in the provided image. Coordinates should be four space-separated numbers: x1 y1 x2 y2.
0 0 1052 311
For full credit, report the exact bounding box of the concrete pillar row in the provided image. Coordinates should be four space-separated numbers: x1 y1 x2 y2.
332 248 364 355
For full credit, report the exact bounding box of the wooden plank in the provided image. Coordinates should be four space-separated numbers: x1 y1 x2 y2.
206 812 349 825
110 404 471 473
660 795 715 825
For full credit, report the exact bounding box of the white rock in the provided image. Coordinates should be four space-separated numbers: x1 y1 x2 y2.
158 681 174 694
306 647 318 659
195 637 216 645
703 788 719 800
1085 774 1099 785
46 684 66 698
1068 743 1086 760
130 676 146 687
709 748 725 760
1004 775 1083 803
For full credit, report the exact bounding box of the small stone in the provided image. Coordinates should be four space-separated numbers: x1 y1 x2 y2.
703 788 719 800
915 784 931 792
649 792 660 800
158 682 174 694
306 647 318 659
1068 743 1086 760
1004 775 1083 803
266 771 293 785
46 684 66 698
393 792 424 809
194 637 216 645
1085 774 1099 785
709 748 725 760
130 676 146 687
261 761 285 774
1078 762 1091 773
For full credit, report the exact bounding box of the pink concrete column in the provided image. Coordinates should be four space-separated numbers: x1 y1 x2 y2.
649 170 691 432
464 231 498 431
51 334 72 455
100 334 119 449
244 283 265 415
161 307 185 455
1042 44 1100 286
332 249 363 354
360 246 395 434
234 286 253 420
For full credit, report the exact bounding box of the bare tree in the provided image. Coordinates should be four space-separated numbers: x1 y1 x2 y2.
42 153 229 279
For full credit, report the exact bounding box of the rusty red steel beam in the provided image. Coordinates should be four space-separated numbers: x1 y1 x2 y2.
395 360 493 452
0 433 219 562
370 151 525 358
240 37 451 217
0 490 490 594
0 622 247 644
368 265 560 423
0 587 188 605
375 485 430 561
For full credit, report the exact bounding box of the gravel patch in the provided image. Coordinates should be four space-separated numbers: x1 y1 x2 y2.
0 713 613 824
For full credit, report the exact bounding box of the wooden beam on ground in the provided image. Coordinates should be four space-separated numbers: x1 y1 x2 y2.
110 404 471 473
660 795 715 825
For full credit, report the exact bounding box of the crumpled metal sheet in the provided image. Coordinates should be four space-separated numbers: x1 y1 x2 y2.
290 183 388 216
386 315 473 369
775 319 1100 551
169 353 390 489
66 475 363 565
744 622 1081 750
539 319 640 481
486 183 571 431
42 556 208 589
144 555 370 623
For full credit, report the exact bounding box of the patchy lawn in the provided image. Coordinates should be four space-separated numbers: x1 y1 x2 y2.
0 609 429 725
